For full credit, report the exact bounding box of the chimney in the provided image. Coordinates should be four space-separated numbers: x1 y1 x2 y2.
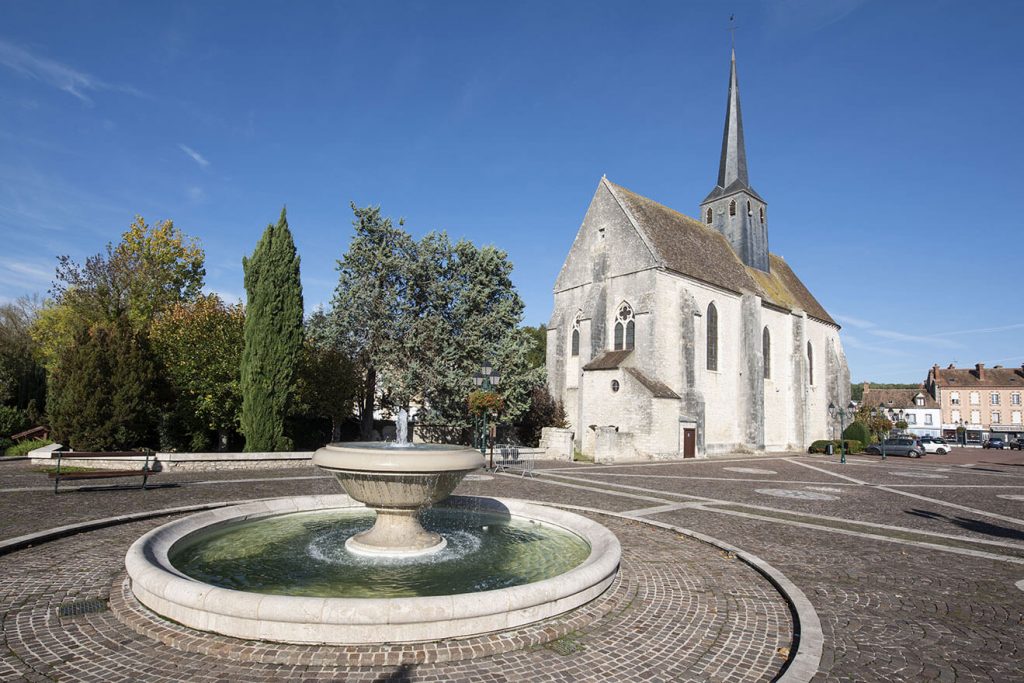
975 362 985 379
947 363 956 369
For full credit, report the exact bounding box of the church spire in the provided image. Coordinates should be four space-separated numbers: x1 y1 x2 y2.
717 49 749 191
700 46 770 272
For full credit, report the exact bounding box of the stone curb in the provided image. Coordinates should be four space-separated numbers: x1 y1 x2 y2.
550 502 823 683
0 495 816 679
0 499 260 557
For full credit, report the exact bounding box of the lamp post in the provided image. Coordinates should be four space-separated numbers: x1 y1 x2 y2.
829 400 857 464
472 361 501 467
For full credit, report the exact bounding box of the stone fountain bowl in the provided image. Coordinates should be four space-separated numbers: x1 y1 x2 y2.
312 442 484 556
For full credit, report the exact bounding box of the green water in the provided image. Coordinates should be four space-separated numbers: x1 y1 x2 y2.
169 507 591 598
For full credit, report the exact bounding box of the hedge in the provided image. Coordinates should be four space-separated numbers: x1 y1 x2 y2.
809 439 864 454
3 438 52 457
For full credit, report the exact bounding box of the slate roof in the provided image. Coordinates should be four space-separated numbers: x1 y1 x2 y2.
862 387 939 410
931 365 1024 389
604 179 837 326
583 349 633 370
624 368 680 399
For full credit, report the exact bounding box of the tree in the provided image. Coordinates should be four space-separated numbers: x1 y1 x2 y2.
324 204 535 441
293 309 358 443
151 295 245 451
0 298 46 410
32 216 205 369
48 322 162 450
328 204 417 439
516 384 567 446
240 208 304 451
521 324 546 369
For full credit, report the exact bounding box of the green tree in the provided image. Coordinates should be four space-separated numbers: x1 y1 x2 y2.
48 322 162 450
240 208 304 452
0 298 46 410
324 204 535 440
32 216 205 370
151 295 245 451
516 384 567 446
293 309 358 443
521 324 546 369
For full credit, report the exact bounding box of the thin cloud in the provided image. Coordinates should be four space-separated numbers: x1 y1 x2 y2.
841 334 907 357
837 313 961 349
178 144 210 168
935 322 1024 337
0 38 143 104
0 257 53 289
835 314 875 329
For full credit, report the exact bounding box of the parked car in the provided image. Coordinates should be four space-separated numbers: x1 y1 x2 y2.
919 437 951 455
1009 438 1024 451
863 438 924 458
983 438 1006 450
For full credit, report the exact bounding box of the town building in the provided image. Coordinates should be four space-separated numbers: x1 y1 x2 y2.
924 363 1024 444
860 384 941 439
545 50 849 462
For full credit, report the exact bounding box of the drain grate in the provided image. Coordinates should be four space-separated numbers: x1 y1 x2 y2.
57 598 108 618
545 636 586 656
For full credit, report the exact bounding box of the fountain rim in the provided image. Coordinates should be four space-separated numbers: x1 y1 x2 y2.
125 494 621 644
313 442 484 473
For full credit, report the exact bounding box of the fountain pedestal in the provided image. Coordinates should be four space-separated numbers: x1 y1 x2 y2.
312 443 483 557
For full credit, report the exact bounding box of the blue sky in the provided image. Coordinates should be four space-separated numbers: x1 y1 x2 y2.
0 0 1021 384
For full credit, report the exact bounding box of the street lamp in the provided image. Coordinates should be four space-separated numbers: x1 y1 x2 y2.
829 400 856 464
472 362 501 465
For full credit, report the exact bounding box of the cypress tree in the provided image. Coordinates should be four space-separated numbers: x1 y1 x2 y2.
240 208 304 451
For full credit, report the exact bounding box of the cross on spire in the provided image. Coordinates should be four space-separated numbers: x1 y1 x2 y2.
728 14 737 49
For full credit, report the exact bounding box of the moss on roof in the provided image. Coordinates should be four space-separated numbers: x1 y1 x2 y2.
603 179 837 326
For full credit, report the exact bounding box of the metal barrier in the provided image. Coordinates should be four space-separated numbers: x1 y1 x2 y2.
492 444 536 477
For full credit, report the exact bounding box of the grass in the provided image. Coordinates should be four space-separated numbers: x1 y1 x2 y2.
4 439 53 456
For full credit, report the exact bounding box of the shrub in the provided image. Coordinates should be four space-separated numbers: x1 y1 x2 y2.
809 439 864 454
843 439 864 453
0 405 29 440
843 421 871 447
4 438 52 456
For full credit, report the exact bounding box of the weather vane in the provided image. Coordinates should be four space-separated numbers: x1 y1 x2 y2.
729 14 737 49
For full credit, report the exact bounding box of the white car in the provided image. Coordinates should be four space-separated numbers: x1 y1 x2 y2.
920 438 950 455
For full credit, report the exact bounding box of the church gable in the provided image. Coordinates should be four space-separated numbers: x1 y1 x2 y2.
553 179 660 293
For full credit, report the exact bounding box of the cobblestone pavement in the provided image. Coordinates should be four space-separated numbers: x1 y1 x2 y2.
2 450 1024 681
0 510 789 681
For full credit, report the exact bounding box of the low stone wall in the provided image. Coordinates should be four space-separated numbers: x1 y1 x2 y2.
29 445 571 472
30 448 315 472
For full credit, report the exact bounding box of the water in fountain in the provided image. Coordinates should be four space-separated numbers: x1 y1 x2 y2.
393 407 411 447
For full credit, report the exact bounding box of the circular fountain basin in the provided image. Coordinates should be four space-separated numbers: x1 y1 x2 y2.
126 494 620 644
313 443 484 556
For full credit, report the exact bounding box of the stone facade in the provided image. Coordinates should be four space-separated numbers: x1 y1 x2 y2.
546 51 849 461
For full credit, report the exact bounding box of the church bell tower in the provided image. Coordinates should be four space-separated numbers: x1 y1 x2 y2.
700 49 769 272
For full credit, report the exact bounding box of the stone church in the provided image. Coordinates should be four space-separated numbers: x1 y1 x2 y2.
545 50 850 461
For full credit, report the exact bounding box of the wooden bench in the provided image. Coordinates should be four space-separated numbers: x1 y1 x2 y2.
49 450 157 493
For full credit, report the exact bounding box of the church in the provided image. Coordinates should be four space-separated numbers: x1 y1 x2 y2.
545 50 850 461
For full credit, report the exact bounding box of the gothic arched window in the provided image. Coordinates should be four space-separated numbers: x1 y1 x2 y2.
705 207 713 224
571 312 581 357
807 341 814 385
762 327 771 379
614 302 635 351
729 200 736 217
706 303 718 371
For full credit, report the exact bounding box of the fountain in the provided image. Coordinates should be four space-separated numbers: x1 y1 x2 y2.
311 409 482 556
125 410 621 645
